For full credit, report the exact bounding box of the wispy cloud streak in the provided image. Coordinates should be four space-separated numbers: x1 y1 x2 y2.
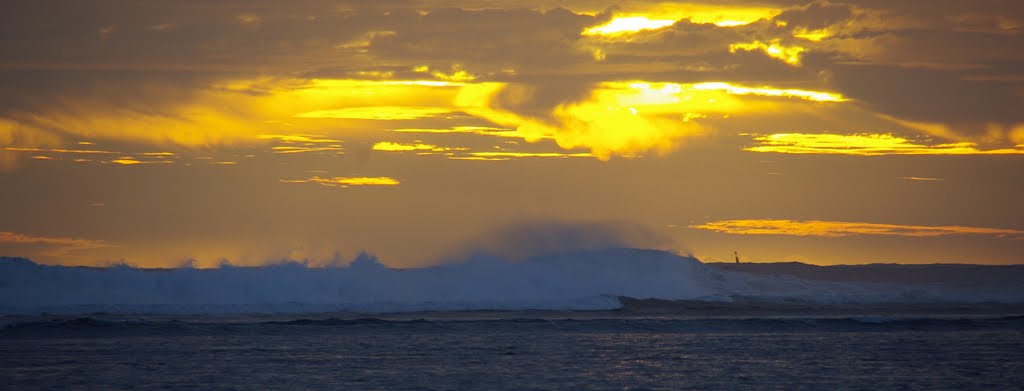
691 219 1024 238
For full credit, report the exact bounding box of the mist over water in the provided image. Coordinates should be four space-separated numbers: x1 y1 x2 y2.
3 246 1023 315
440 220 682 262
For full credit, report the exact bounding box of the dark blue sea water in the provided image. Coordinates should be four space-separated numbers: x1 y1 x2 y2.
3 311 1023 390
3 253 1023 389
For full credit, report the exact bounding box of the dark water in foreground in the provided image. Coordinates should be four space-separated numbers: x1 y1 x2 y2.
2 310 1023 390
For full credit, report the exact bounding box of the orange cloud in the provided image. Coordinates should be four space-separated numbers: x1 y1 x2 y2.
390 126 533 139
577 4 780 36
691 82 845 102
0 231 112 258
583 16 676 36
462 151 596 160
729 40 806 65
270 146 344 154
3 78 465 153
372 142 460 152
295 106 456 120
108 157 172 165
456 81 847 159
281 176 400 188
257 134 342 143
746 133 1024 155
691 219 1024 238
259 133 345 154
5 147 117 155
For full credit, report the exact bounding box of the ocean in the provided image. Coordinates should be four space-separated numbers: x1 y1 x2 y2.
3 308 1023 390
2 250 1022 389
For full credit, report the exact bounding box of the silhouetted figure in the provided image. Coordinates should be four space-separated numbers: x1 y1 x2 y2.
734 251 740 264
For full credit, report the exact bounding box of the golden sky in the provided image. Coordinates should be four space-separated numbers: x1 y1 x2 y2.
1 0 1022 266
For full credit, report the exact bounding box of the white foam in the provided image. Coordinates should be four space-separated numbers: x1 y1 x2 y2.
1 249 1020 314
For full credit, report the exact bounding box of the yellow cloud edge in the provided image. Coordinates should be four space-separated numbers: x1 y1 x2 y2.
691 219 1024 238
747 133 1024 156
281 176 400 188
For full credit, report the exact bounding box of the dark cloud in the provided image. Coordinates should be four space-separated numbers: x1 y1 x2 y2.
829 64 1023 138
776 1 854 30
1 0 1022 146
441 220 678 262
367 7 595 75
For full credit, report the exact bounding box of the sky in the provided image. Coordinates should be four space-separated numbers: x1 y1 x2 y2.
1 0 1022 267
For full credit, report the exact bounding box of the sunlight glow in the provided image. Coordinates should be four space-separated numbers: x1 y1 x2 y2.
456 82 706 160
729 39 806 65
684 6 780 26
3 77 467 152
580 4 779 36
455 80 848 159
583 16 676 36
692 82 846 102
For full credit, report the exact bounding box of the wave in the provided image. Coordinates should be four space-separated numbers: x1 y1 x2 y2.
5 315 1023 337
2 249 1022 315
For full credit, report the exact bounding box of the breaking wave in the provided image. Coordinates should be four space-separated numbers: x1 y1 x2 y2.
1 249 1022 315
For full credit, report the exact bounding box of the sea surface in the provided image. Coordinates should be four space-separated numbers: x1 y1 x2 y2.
3 251 1024 389
3 304 1023 390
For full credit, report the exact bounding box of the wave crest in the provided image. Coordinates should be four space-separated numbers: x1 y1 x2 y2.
1 249 1022 314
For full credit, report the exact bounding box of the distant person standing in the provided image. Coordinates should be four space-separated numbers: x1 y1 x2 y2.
735 251 740 264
